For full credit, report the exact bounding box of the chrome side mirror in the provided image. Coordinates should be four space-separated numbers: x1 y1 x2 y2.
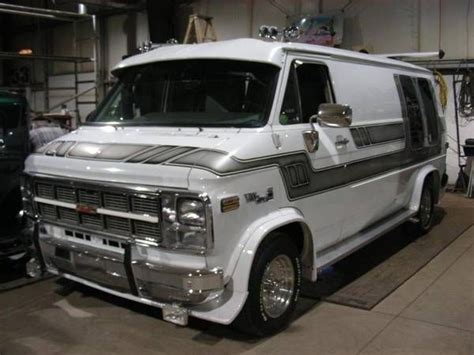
315 103 352 128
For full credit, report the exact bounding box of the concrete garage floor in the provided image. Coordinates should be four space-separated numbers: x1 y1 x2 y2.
0 193 473 354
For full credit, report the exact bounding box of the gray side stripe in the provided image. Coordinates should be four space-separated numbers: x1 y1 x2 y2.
35 139 442 201
126 146 176 163
171 144 442 200
68 142 151 160
37 141 197 163
351 123 405 148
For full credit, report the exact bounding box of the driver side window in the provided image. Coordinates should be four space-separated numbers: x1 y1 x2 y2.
280 61 334 125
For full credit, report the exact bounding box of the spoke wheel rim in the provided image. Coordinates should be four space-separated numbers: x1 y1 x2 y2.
420 187 433 228
261 254 295 319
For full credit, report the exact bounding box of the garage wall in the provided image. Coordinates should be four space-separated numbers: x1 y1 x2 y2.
192 0 474 59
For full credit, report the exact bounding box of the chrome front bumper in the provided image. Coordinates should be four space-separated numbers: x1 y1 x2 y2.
38 224 224 306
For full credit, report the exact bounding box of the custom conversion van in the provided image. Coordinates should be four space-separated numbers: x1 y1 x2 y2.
22 38 447 336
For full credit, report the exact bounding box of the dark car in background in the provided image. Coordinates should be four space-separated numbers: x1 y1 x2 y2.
0 91 30 261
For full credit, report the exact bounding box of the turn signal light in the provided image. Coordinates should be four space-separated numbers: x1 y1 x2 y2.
221 196 240 213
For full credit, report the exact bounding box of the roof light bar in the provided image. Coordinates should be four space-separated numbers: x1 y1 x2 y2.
258 25 302 42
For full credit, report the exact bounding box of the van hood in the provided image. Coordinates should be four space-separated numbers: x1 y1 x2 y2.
24 125 274 190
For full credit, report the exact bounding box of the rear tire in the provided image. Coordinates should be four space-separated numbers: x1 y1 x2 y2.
413 179 435 235
232 232 301 337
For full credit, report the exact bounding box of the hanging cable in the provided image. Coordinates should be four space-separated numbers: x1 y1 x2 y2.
434 70 448 111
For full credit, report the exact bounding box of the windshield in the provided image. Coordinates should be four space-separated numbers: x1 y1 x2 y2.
88 59 280 128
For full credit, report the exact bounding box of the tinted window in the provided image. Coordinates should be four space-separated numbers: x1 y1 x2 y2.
280 66 301 124
280 62 333 125
398 75 424 149
418 79 439 144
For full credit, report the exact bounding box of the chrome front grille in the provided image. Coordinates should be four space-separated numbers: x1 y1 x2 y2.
78 189 100 206
58 207 78 223
39 203 56 219
37 183 55 199
134 220 160 239
105 215 131 234
56 186 75 203
34 180 161 242
104 193 129 211
131 196 159 216
81 213 102 228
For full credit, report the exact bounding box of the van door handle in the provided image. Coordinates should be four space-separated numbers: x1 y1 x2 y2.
335 135 349 149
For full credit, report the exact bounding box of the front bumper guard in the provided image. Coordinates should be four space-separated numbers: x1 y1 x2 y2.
132 260 224 304
39 232 224 313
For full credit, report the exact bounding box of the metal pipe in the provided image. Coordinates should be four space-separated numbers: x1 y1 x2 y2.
0 2 92 19
92 14 101 103
49 86 96 112
0 51 93 63
0 8 74 21
378 51 443 59
453 75 462 168
452 74 467 192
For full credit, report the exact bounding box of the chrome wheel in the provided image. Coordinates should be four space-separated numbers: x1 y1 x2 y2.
419 187 433 228
261 254 295 319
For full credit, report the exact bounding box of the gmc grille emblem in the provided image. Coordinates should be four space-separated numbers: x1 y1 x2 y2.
76 204 97 214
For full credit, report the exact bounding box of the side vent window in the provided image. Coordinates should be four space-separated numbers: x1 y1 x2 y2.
280 61 333 125
418 78 439 144
280 65 301 125
397 75 424 150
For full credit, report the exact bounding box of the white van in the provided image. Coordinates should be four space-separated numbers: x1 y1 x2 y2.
22 38 447 336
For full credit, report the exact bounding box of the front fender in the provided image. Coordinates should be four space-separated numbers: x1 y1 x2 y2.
409 165 439 212
194 208 312 325
220 208 309 318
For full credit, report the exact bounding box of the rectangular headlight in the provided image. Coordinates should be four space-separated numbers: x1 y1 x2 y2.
160 193 213 253
178 198 205 226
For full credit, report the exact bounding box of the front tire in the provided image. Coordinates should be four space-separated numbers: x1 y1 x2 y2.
232 232 301 337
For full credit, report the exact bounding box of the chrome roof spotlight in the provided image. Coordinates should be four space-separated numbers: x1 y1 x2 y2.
259 25 279 40
282 25 302 41
258 25 301 42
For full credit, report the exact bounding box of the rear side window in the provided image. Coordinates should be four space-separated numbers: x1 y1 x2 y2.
397 75 424 149
280 61 333 125
418 79 439 144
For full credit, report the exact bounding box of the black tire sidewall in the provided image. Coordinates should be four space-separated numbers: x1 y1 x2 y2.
243 233 301 336
418 181 435 232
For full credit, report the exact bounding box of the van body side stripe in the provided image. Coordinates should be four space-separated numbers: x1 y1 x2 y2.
170 144 442 200
34 135 442 201
350 122 405 148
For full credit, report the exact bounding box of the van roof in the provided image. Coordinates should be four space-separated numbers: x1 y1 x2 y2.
113 38 430 75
